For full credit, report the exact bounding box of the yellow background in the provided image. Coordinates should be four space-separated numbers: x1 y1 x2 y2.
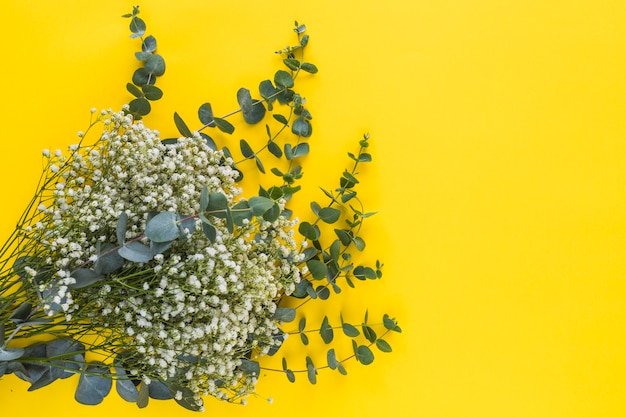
1 1 626 416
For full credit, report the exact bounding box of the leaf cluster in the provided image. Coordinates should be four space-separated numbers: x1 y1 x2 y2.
123 6 165 118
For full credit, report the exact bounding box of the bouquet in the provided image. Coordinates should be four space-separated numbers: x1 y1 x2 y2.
0 7 400 411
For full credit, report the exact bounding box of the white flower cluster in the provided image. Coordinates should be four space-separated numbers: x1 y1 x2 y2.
28 109 301 403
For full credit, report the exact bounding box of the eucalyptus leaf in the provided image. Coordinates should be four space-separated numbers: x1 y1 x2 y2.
272 114 289 125
199 132 216 150
142 35 157 53
148 380 172 399
240 359 260 376
173 386 203 411
292 117 312 137
231 201 252 226
354 344 375 365
9 302 32 323
274 70 294 88
198 103 214 125
283 58 300 71
298 221 318 241
214 117 235 134
137 382 150 408
318 207 341 224
129 98 151 117
116 212 128 245
132 68 155 86
174 112 192 137
292 142 309 158
319 316 333 344
69 268 104 289
342 322 360 338
335 229 352 246
306 259 327 280
317 285 330 300
240 139 255 159
259 80 278 101
75 363 112 405
145 211 179 242
129 16 146 36
273 307 296 322
0 347 25 361
306 356 317 384
268 141 282 158
144 54 165 76
376 339 393 353
126 83 142 98
118 242 154 263
202 222 217 243
114 359 138 402
300 62 318 73
206 192 228 214
327 348 339 370
285 369 295 383
262 203 280 222
237 88 266 124
93 242 124 275
248 196 275 216
142 84 163 100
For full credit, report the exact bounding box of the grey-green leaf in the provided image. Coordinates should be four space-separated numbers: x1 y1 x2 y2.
240 359 260 376
132 68 155 86
126 83 142 98
306 259 327 280
354 345 375 365
144 54 165 76
142 35 157 53
376 339 393 353
129 98 151 117
273 307 296 322
274 70 294 88
118 242 154 263
142 84 163 100
240 139 255 159
145 211 179 242
198 103 214 125
301 62 318 73
318 207 341 224
174 112 192 137
0 347 25 361
248 196 275 216
75 363 112 405
69 268 104 289
214 117 235 134
292 117 312 137
319 316 333 344
273 114 289 125
342 322 360 337
306 356 316 384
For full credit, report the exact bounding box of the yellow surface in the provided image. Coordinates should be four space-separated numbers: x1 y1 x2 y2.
2 0 626 416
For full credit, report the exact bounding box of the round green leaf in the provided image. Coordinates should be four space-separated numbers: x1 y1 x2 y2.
145 211 179 242
142 35 157 53
274 70 294 88
132 68 154 86
318 207 340 224
306 259 327 280
292 117 312 137
129 98 151 117
354 345 375 365
142 84 163 100
144 54 165 76
75 363 112 405
198 102 214 125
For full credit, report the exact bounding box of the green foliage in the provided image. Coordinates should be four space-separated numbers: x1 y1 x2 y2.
123 6 164 119
0 11 398 412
